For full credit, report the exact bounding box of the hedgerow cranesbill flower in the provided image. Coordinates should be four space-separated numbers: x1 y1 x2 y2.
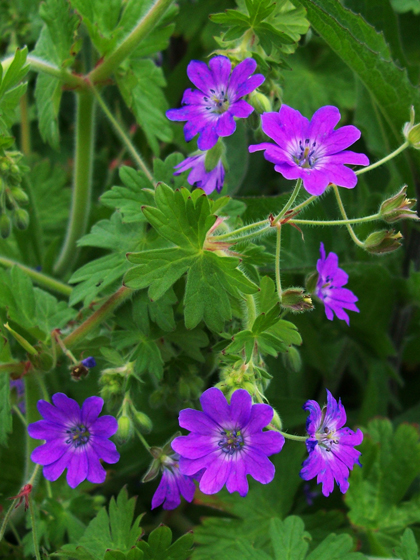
151 453 197 510
28 393 119 488
172 388 284 496
174 154 225 194
300 389 363 497
166 56 264 150
315 243 359 325
249 105 369 196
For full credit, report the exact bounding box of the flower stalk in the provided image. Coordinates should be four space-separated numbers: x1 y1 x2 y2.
275 224 283 302
332 185 365 248
355 141 409 176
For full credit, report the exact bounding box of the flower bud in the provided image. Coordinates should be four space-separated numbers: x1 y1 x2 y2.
305 271 318 294
0 214 11 239
10 187 29 205
142 458 161 483
134 411 153 433
116 415 132 444
249 91 272 114
282 346 302 372
403 106 420 149
13 208 29 230
270 409 283 431
363 229 403 254
281 287 314 313
379 185 419 223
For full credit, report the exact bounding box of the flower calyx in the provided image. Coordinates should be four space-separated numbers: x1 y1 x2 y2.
379 185 419 223
363 229 403 254
142 433 182 483
9 483 33 511
203 216 235 252
403 106 420 149
281 287 314 313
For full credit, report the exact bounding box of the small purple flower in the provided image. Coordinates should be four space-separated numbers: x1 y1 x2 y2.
172 388 284 496
316 243 359 325
28 393 119 488
249 105 369 196
166 56 264 150
174 154 225 194
300 389 363 497
10 379 25 414
81 356 96 368
152 453 196 510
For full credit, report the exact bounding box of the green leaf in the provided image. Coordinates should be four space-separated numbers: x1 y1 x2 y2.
345 419 420 534
390 0 420 14
0 47 29 135
394 528 419 560
138 526 193 559
56 488 144 560
116 60 172 156
270 516 310 560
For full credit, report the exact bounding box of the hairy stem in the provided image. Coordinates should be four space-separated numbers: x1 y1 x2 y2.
0 257 72 297
135 427 151 452
88 0 175 84
355 141 409 176
90 84 153 181
275 224 282 302
273 179 302 224
278 430 307 442
212 219 268 241
332 185 365 248
28 494 42 560
291 213 381 226
54 92 96 277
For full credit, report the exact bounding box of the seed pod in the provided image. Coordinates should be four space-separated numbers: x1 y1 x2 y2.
13 208 29 230
10 187 29 205
116 415 132 444
134 411 153 433
0 214 11 238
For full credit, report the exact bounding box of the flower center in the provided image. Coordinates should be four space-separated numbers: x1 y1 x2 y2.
65 424 90 447
218 429 244 455
204 89 230 114
294 138 317 169
317 426 339 452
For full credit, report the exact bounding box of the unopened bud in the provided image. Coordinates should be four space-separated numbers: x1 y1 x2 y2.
0 214 11 238
13 208 29 230
142 458 161 483
403 106 420 149
270 409 283 431
10 187 28 205
249 91 272 114
134 411 153 433
379 185 419 223
116 415 132 444
282 346 302 372
363 229 403 254
305 271 318 294
281 287 314 313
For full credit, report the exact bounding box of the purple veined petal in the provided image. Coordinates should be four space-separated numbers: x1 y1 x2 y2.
303 400 323 436
329 305 351 325
230 389 252 427
324 267 349 289
31 439 67 466
199 453 231 494
307 106 341 142
260 110 299 148
243 447 275 484
182 88 208 106
176 472 196 502
226 455 248 497
317 250 339 279
81 396 104 426
90 415 118 438
91 437 120 464
184 114 212 142
209 56 231 89
28 420 66 440
327 150 369 166
324 303 335 322
197 123 220 150
66 447 89 488
324 163 358 189
235 73 265 98
243 403 273 433
339 427 363 447
178 408 220 435
52 393 81 425
199 387 231 427
186 159 207 186
300 168 331 196
42 449 72 482
179 451 218 476
162 473 182 510
230 100 254 118
322 125 362 154
166 105 204 122
151 472 169 509
248 430 285 456
37 400 72 427
324 390 347 431
273 163 302 182
187 60 216 95
249 142 292 167
174 155 202 176
228 58 258 96
215 111 236 137
86 446 107 484
326 287 359 306
319 242 326 261
199 165 224 195
171 433 215 460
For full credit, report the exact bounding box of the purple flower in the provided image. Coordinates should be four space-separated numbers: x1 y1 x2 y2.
28 393 119 488
174 154 225 194
172 388 284 496
152 453 196 510
81 356 96 368
316 243 359 325
249 105 369 196
300 389 363 497
166 56 264 150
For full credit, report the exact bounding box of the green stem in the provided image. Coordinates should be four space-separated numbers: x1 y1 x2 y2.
13 405 27 427
273 179 302 224
63 286 133 350
275 224 282 302
355 141 409 176
291 213 381 226
54 92 96 277
135 427 151 452
332 185 364 248
0 258 72 297
90 84 153 182
28 495 42 560
212 219 268 241
278 430 307 442
291 195 317 213
0 499 18 542
88 0 175 84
